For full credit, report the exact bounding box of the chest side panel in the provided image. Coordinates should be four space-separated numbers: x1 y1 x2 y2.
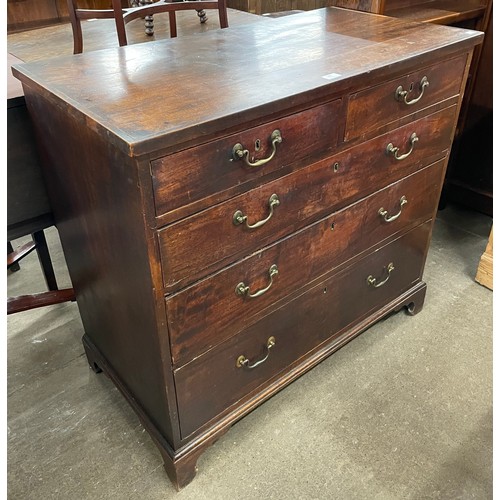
22 85 178 445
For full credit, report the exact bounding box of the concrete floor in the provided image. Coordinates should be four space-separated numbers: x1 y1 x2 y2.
7 203 492 499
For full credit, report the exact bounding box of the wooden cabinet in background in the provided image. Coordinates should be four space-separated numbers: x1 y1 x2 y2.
7 0 60 32
7 0 128 32
331 0 493 216
443 1 492 215
331 0 488 24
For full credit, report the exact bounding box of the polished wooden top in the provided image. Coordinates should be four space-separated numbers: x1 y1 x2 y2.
12 8 482 157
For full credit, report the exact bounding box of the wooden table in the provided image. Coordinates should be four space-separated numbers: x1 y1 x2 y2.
12 7 482 490
7 52 77 314
8 8 265 62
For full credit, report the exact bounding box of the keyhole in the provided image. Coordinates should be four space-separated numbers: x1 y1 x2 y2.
333 162 339 172
255 139 261 151
409 82 414 93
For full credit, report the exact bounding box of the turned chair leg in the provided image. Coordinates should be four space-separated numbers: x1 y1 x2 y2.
197 9 208 23
135 0 155 36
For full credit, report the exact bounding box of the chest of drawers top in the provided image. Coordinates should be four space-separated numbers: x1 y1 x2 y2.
13 8 480 158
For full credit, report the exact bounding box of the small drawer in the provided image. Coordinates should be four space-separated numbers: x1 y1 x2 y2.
151 99 343 220
174 220 432 438
158 105 456 292
345 54 467 141
167 159 446 366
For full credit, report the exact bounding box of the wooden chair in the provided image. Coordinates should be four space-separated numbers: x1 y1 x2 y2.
7 230 76 315
67 0 229 54
128 0 208 37
7 53 75 315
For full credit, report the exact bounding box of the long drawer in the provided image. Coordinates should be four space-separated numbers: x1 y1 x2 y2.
174 220 432 438
166 159 445 367
151 99 343 219
345 54 467 141
158 105 456 292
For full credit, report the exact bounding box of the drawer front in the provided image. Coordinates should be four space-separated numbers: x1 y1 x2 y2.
151 99 343 219
345 54 467 141
174 221 432 438
158 105 455 292
167 159 445 366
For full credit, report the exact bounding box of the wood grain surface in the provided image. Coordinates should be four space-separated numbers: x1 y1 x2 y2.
167 160 446 366
12 8 482 156
174 220 433 437
157 105 457 291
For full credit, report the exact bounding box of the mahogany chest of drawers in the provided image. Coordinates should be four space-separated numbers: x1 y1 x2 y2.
13 8 482 489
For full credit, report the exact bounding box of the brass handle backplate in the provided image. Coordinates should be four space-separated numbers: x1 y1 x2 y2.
236 336 276 369
386 132 418 161
367 262 395 288
236 264 279 298
379 196 408 223
233 194 280 230
232 129 282 167
395 76 429 105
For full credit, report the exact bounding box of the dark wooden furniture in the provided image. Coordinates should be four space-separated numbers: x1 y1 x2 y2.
67 0 228 53
7 53 75 315
13 8 482 489
442 1 492 215
331 0 493 215
331 0 488 23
